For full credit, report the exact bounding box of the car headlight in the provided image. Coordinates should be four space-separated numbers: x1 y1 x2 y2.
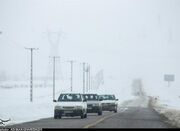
55 106 63 110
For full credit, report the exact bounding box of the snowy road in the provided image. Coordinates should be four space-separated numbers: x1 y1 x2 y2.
92 107 173 128
5 107 173 128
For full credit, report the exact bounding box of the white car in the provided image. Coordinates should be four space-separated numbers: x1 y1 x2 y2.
83 94 103 115
99 94 118 113
53 93 87 119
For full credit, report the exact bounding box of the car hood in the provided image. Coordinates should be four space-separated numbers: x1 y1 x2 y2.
86 101 100 104
56 102 83 107
101 100 116 104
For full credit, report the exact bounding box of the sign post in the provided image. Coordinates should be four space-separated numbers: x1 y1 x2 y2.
164 74 175 87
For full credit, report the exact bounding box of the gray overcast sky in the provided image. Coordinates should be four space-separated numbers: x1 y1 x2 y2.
0 0 180 88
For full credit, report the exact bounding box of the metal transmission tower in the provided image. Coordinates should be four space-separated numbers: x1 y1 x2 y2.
47 31 62 56
25 47 39 102
67 60 75 92
46 30 63 85
50 56 60 101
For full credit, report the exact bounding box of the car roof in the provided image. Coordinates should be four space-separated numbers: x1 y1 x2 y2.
83 94 98 95
99 94 115 96
60 93 82 95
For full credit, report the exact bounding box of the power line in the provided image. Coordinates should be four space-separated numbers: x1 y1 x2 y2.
25 47 39 102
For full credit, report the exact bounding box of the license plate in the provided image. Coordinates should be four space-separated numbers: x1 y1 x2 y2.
64 111 73 113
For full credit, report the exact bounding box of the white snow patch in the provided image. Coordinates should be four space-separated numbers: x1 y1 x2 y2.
0 86 68 126
149 96 180 128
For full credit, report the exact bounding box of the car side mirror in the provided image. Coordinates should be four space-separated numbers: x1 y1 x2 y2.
116 99 119 101
53 100 57 102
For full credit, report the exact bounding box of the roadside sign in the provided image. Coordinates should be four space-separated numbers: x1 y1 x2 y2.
164 74 175 87
164 74 175 82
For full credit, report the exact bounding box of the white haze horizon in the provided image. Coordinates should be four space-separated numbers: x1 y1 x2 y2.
0 0 180 93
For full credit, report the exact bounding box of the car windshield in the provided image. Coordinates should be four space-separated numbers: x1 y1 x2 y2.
83 94 98 101
99 95 115 100
58 94 82 102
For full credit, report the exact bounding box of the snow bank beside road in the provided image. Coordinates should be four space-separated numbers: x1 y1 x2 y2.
0 102 54 126
149 96 180 128
0 87 61 126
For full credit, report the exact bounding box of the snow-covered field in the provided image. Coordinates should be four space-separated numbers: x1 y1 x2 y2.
0 87 55 126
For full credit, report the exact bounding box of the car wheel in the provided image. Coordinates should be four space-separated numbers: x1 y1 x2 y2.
114 108 117 113
81 113 84 119
84 113 87 118
80 110 85 119
54 115 58 119
98 111 102 115
54 110 59 119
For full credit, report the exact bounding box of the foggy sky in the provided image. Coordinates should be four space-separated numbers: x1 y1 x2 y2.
0 0 180 89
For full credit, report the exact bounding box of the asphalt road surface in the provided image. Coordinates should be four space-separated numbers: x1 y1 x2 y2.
92 107 173 128
5 107 173 129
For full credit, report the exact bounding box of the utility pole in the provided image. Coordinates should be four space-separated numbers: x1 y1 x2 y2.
50 56 60 101
25 47 38 102
67 60 75 92
83 62 86 94
86 63 89 93
88 64 91 91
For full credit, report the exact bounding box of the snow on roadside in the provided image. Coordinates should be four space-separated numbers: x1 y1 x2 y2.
0 101 54 126
0 86 68 126
149 96 180 128
142 81 180 128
